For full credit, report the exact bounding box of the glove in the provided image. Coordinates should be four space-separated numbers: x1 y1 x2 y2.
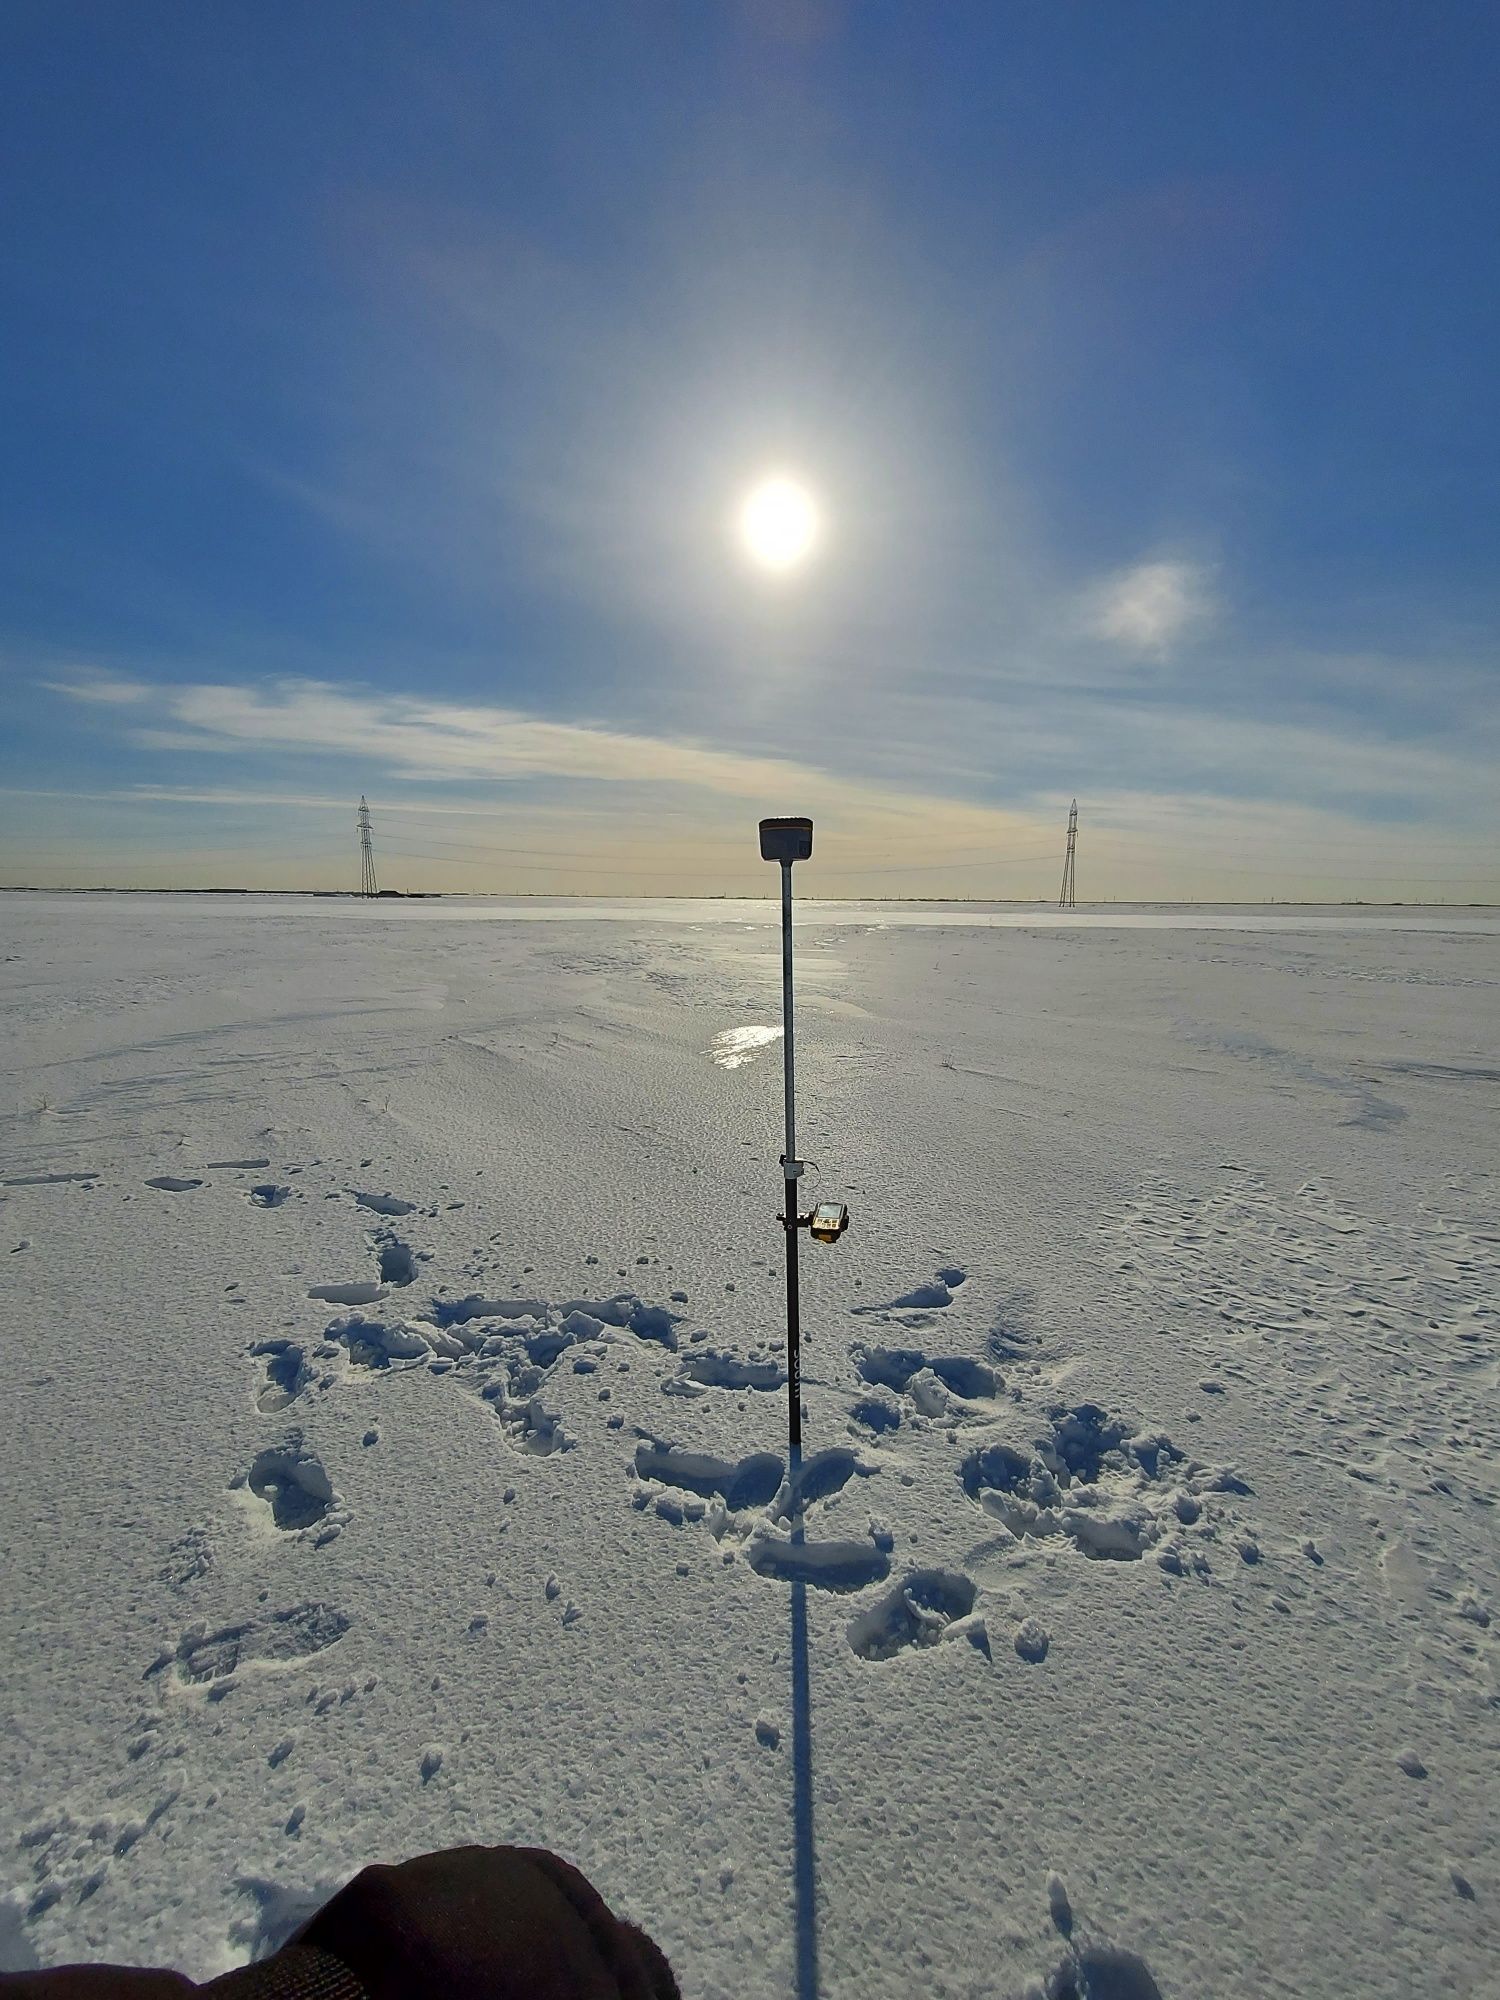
2 1846 679 2000
284 1845 678 2000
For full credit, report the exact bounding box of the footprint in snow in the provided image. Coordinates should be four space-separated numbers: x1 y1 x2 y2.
849 1342 1000 1432
248 1184 295 1208
633 1439 890 1592
374 1234 419 1287
148 1602 351 1686
14 1793 181 1936
248 1340 311 1413
3 1170 100 1186
351 1190 417 1217
308 1280 385 1307
159 1526 215 1591
847 1568 988 1661
316 1288 685 1461
959 1399 1249 1569
673 1350 787 1393
233 1435 344 1542
1014 1617 1051 1664
851 1265 967 1317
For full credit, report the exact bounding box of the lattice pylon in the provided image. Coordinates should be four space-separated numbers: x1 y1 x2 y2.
357 796 379 897
1058 799 1078 908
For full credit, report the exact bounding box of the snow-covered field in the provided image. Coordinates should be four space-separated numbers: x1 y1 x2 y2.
1 893 1496 1999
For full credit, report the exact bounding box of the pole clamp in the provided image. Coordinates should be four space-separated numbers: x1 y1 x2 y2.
780 1155 805 1179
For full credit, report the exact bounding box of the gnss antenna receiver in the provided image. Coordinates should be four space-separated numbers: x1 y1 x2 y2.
759 817 849 1468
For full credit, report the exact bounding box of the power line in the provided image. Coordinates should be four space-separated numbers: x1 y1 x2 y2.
1110 859 1499 883
380 844 710 879
378 839 1493 890
378 839 1065 878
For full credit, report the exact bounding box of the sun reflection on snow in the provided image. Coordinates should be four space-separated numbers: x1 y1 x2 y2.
710 1024 784 1068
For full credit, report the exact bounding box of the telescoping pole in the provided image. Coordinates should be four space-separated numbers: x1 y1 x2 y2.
779 855 802 1465
759 817 815 1470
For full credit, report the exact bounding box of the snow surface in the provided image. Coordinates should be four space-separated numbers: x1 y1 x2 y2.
1 892 1496 1998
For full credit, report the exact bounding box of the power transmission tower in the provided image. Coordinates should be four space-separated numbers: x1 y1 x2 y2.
357 796 379 897
1058 799 1078 908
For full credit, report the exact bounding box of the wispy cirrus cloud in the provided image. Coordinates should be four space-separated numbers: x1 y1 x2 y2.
48 663 1497 828
118 676 894 812
31 662 1497 897
47 673 1063 863
40 671 151 704
1082 559 1213 659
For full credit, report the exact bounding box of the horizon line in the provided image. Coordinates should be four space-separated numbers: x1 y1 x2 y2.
3 886 1496 909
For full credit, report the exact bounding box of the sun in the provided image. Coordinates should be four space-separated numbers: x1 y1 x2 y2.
736 474 821 573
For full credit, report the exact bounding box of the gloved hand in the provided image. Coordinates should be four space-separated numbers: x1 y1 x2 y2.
287 1845 679 2000
1 1846 679 2000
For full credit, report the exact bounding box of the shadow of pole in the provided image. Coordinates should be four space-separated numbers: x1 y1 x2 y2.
788 1507 820 2000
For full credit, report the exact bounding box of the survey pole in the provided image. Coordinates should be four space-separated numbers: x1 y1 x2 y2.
780 854 802 1464
759 817 814 1469
759 818 844 2000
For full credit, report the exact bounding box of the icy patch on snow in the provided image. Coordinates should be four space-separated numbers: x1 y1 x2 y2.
3 1170 99 1186
709 1024 782 1069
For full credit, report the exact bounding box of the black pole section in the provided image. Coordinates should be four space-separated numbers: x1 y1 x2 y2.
784 1175 802 1463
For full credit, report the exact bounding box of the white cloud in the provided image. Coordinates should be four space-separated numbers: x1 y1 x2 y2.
34 664 1497 898
134 678 841 799
42 672 151 704
52 673 1061 868
1084 559 1212 658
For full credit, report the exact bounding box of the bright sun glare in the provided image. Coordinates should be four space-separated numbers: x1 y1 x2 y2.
736 474 821 573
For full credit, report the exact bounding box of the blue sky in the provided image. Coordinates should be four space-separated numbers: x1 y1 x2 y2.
2 1 1496 896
